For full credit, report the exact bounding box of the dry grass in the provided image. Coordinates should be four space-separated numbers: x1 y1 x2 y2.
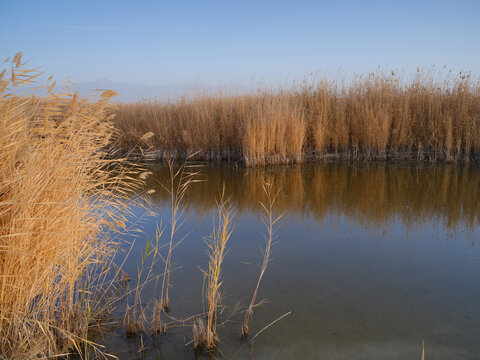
194 190 234 351
111 68 480 165
0 54 139 359
242 182 283 338
112 92 306 166
152 158 200 333
124 223 164 338
303 69 480 161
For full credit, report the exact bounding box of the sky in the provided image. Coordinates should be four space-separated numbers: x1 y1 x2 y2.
2 0 480 86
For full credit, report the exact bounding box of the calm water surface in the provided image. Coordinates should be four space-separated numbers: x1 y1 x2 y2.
103 163 480 359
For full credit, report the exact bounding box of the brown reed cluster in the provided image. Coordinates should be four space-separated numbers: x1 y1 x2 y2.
112 68 480 166
0 54 139 359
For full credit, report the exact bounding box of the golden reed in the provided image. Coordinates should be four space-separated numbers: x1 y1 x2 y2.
112 68 480 166
0 54 139 358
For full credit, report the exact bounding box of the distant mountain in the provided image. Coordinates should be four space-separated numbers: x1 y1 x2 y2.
74 79 252 102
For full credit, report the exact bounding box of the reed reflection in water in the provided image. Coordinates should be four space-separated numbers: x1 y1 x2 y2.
142 163 480 232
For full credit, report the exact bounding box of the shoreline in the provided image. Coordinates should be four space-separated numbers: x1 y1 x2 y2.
107 147 480 166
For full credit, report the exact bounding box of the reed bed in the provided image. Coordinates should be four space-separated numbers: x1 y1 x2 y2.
112 69 480 166
113 92 305 166
0 54 139 359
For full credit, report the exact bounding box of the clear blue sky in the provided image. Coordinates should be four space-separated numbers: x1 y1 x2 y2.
2 0 479 86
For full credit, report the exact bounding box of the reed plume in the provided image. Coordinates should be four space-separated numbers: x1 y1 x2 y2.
0 54 138 358
242 181 283 337
154 158 200 332
194 189 235 351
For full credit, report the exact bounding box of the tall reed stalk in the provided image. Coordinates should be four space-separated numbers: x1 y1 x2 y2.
242 182 283 337
154 158 200 332
193 190 235 351
124 223 164 337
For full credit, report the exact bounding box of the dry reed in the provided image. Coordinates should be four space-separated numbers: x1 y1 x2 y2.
242 182 283 338
194 190 235 351
111 68 480 165
153 158 201 333
0 54 138 358
124 223 164 337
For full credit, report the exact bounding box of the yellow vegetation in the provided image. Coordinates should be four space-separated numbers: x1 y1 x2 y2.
194 191 234 351
112 69 480 165
0 54 136 358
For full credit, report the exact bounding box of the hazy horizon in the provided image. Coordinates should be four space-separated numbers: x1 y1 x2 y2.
73 78 254 101
3 0 480 88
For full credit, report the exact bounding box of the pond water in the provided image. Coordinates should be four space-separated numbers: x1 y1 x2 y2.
101 163 480 360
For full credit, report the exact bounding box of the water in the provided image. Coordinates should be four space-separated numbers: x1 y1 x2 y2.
101 163 480 359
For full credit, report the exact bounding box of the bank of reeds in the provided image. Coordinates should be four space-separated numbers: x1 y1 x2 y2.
113 92 305 166
112 69 480 165
0 54 138 358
